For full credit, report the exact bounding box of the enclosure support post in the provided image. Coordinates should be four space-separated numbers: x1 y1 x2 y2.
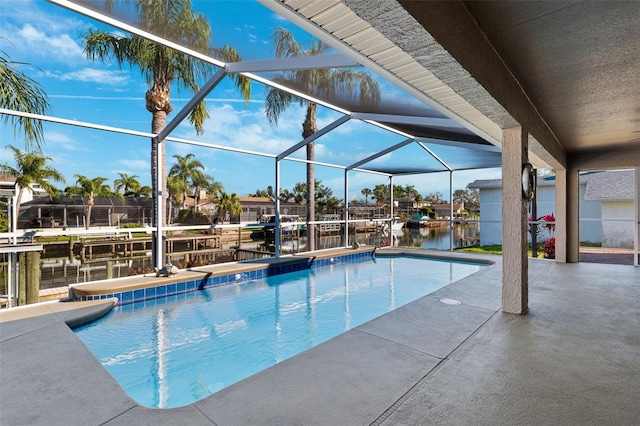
153 137 164 271
449 170 454 251
275 159 281 258
389 176 394 220
344 170 349 247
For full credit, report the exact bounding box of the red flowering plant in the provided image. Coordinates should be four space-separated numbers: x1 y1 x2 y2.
528 212 556 258
540 213 555 258
542 237 556 258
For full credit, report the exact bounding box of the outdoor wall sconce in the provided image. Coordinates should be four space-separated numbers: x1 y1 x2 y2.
522 162 536 201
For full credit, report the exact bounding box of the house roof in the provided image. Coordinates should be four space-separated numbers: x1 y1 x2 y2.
238 196 273 203
467 179 502 189
583 170 635 201
432 203 463 210
0 175 17 185
468 175 561 189
20 195 152 208
468 170 635 201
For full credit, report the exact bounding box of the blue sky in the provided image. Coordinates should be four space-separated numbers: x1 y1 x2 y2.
0 0 501 201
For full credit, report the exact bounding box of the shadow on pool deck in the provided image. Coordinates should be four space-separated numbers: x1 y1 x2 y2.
1 248 639 425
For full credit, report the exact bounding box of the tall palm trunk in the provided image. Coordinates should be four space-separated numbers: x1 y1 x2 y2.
303 102 317 251
148 85 170 265
15 188 26 218
166 196 172 225
148 85 171 228
85 194 95 229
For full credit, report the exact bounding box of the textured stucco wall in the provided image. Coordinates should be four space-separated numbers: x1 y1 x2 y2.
478 189 502 245
601 201 635 248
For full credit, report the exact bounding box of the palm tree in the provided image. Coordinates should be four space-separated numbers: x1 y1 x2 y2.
315 180 335 214
292 182 307 204
425 191 444 204
251 186 276 201
202 176 224 202
190 171 223 224
65 175 123 229
361 188 372 204
404 185 419 201
279 188 294 203
1 42 51 150
216 192 241 223
132 185 153 198
166 174 188 224
264 27 380 251
113 173 142 197
0 145 64 216
322 196 342 215
168 153 205 210
83 0 251 263
373 184 389 204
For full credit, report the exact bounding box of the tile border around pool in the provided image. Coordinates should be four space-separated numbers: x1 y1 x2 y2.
73 250 374 306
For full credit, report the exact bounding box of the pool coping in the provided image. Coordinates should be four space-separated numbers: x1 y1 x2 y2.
373 247 497 264
0 297 118 334
69 246 377 305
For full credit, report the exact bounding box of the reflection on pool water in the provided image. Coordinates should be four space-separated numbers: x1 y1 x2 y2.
74 256 484 408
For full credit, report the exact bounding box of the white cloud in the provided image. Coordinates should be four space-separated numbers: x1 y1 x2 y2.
118 159 149 170
175 103 305 156
44 131 86 153
55 68 130 85
50 94 144 102
17 23 83 64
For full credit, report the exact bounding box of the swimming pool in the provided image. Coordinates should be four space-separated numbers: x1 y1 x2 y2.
74 256 485 408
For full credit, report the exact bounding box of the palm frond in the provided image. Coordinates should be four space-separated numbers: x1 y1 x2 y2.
265 87 294 126
0 50 51 151
272 27 301 58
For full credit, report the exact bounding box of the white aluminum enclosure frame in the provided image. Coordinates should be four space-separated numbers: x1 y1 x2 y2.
3 1 504 274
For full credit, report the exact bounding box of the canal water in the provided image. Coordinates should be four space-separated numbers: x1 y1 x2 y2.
26 223 481 291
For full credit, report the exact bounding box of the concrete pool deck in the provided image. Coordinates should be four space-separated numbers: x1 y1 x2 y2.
1 248 639 425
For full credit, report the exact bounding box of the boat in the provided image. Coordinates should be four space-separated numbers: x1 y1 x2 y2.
406 214 431 228
391 217 404 231
261 214 301 238
380 217 404 235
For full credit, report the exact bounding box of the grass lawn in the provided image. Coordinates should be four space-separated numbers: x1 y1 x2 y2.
457 244 548 258
457 241 600 257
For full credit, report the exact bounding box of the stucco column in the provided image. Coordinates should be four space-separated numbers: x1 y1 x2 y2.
566 167 580 263
554 169 567 262
501 126 528 314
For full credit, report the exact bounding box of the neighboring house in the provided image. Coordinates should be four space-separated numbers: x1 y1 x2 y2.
394 197 431 210
18 195 153 228
0 175 49 204
1 175 52 231
240 199 387 224
238 197 306 223
467 171 633 246
583 170 636 248
432 203 465 219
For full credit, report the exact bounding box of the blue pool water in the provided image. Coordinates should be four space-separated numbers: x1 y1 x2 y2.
74 256 484 408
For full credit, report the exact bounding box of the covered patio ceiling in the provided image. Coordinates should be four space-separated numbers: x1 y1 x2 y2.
43 0 503 177
265 0 640 170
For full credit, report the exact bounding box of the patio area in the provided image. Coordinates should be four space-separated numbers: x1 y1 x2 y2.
1 249 638 425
